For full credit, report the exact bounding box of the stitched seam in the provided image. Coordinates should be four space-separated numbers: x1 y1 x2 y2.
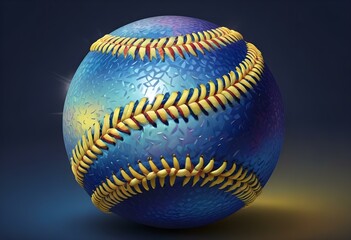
92 155 262 212
70 42 264 187
90 27 243 61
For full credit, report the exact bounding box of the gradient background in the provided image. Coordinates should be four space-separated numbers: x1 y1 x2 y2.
1 0 350 239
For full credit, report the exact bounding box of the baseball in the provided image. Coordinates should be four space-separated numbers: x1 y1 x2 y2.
63 16 284 228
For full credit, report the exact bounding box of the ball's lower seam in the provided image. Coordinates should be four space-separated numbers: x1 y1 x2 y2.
92 154 262 212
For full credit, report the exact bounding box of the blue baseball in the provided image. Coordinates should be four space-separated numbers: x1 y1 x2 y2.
63 16 284 228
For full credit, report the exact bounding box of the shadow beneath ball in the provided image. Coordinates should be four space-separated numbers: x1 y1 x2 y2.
80 204 309 239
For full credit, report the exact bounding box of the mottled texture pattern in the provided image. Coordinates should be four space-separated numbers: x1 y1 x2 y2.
111 178 245 228
63 16 284 228
110 15 219 39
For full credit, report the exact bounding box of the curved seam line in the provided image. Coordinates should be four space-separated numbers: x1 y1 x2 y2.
92 155 262 212
70 42 264 187
90 26 243 61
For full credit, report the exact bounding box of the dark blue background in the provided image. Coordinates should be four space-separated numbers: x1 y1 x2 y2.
1 0 350 239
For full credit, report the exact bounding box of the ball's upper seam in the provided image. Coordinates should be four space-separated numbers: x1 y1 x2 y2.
90 26 243 61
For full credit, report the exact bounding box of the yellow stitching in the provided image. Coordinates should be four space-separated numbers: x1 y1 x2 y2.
91 155 262 213
192 32 199 42
204 31 211 40
90 27 243 61
70 43 264 186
